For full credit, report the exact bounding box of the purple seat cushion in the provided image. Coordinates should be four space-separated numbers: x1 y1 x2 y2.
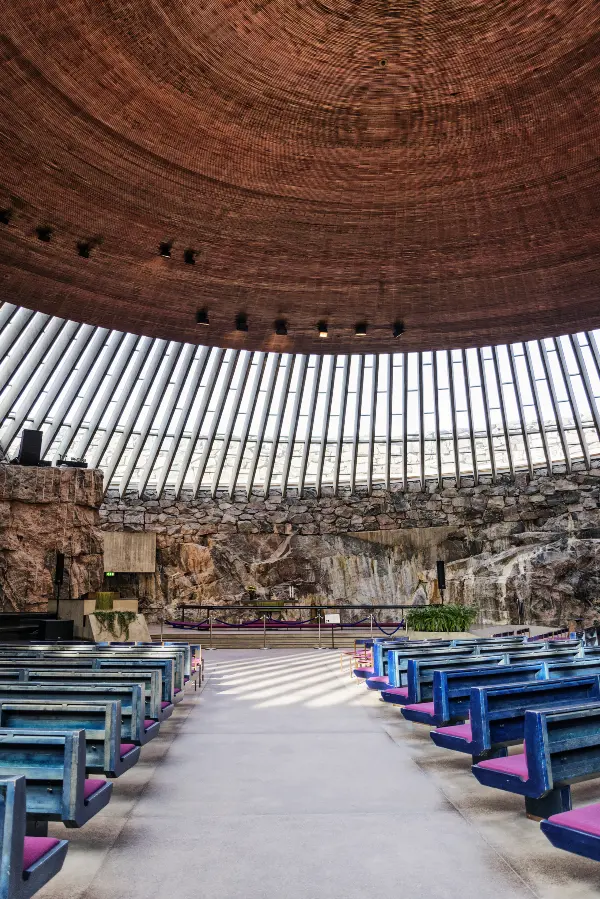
160 702 171 710
120 743 136 758
435 721 473 741
404 701 435 715
174 688 182 694
22 837 60 872
144 718 157 730
83 779 106 800
368 676 389 684
383 687 409 697
548 804 600 836
477 752 529 781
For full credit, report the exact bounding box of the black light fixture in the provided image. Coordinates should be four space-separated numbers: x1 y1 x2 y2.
355 322 367 337
76 240 92 258
183 248 197 265
235 313 248 332
159 241 173 258
393 321 405 338
35 224 53 242
317 320 328 338
274 319 287 336
196 308 210 326
0 209 12 225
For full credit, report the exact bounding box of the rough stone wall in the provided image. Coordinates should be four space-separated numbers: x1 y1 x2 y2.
101 464 600 626
0 465 104 612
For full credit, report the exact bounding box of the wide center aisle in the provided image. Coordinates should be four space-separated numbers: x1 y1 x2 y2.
33 648 569 899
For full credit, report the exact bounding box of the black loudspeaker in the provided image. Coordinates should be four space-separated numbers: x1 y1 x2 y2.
18 429 43 466
40 619 74 641
54 552 65 586
436 560 446 590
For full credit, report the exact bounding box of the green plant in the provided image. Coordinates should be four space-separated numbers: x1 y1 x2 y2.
406 604 478 633
92 611 137 640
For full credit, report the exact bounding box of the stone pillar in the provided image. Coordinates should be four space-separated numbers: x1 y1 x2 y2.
0 465 104 612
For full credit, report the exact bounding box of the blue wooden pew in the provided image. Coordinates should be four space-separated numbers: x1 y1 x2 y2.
430 662 547 727
370 646 476 692
400 648 583 723
0 653 177 705
0 730 112 834
0 774 68 899
0 683 157 747
432 675 600 764
0 702 140 779
16 668 171 723
474 700 600 818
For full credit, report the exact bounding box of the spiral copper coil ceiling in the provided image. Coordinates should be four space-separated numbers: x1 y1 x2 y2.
0 1 599 353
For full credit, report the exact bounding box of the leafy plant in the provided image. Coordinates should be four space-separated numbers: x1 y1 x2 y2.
92 611 137 640
406 604 478 633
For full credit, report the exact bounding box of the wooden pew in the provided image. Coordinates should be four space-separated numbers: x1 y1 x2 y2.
0 774 68 899
0 653 177 705
0 730 112 834
400 648 583 722
431 675 600 762
474 700 600 818
15 668 171 722
430 662 547 727
0 683 157 747
0 702 140 779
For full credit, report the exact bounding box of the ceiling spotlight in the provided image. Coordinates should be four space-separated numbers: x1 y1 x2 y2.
235 313 248 332
159 241 173 258
393 321 405 338
355 322 367 337
196 309 210 326
183 248 197 265
77 240 92 258
274 319 287 336
317 321 328 338
35 225 53 243
0 209 12 225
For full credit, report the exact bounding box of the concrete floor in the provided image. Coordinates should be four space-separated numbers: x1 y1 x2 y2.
37 649 600 899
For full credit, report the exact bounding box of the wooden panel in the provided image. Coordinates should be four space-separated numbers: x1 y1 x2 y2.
103 531 156 573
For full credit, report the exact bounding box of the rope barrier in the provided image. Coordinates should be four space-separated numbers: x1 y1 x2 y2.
374 620 405 636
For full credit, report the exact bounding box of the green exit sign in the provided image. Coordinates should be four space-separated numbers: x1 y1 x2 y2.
105 572 115 577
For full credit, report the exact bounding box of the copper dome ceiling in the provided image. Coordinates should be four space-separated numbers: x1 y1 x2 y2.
0 0 599 354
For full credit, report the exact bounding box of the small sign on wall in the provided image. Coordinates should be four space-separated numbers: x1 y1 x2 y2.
325 613 341 624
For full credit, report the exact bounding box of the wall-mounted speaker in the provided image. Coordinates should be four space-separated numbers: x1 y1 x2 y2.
54 552 65 586
436 560 446 590
18 430 43 466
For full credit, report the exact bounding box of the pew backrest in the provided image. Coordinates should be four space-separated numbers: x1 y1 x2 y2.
524 701 600 796
407 654 506 703
433 662 546 723
21 669 162 720
470 675 600 755
0 683 144 743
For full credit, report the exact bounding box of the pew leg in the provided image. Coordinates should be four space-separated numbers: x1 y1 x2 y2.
26 816 49 837
525 787 572 821
472 747 508 765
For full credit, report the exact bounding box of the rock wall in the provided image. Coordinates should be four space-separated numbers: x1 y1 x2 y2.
101 464 600 626
0 465 104 612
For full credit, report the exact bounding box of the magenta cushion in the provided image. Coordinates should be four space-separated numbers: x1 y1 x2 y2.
435 721 473 741
22 837 60 872
174 688 182 694
368 676 389 684
404 701 435 715
120 743 136 758
477 752 529 781
548 804 600 836
160 702 171 710
144 718 156 729
83 779 106 800
383 687 409 697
